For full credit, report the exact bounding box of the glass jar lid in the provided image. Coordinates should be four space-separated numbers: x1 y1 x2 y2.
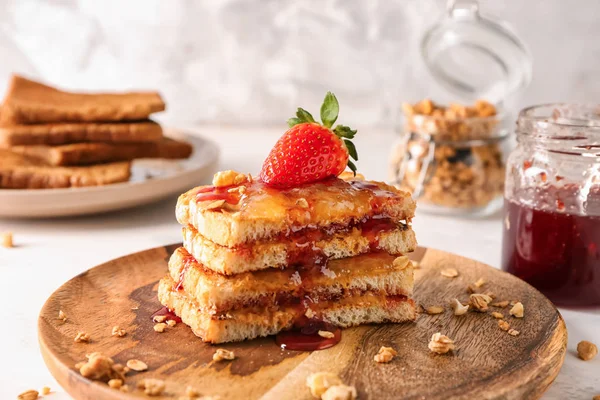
421 0 532 104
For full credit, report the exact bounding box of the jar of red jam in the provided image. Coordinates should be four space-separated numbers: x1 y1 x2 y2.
502 104 600 306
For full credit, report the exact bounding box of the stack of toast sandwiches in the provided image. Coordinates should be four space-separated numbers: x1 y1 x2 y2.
0 75 192 189
158 170 418 343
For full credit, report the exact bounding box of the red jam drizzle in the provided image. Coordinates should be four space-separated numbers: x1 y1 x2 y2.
150 306 182 323
502 188 600 306
276 320 342 351
195 185 240 204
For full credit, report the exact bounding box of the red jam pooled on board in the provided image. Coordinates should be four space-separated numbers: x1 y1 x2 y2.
276 320 342 351
150 306 182 323
502 186 600 306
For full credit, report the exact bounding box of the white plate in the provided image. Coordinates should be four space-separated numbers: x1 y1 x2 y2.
0 131 220 218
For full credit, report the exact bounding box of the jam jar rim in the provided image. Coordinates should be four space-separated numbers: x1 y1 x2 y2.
518 103 600 129
516 103 600 157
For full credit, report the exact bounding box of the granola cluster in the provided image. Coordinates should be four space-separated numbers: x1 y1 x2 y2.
390 99 505 210
306 372 356 400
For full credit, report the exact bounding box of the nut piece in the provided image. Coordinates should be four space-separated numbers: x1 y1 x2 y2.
41 387 51 395
470 293 492 312
426 306 444 315
491 300 509 308
374 346 397 363
508 329 520 336
213 348 235 362
428 332 455 354
577 340 598 361
17 390 39 400
137 378 166 396
126 359 148 372
318 330 335 339
212 170 248 187
201 199 226 211
392 256 410 270
154 323 167 333
593 396 600 400
79 352 122 381
473 278 486 288
296 198 309 208
74 331 90 343
108 379 123 389
58 310 67 322
153 315 167 323
450 299 469 316
322 385 358 400
498 320 510 331
1 232 13 248
112 326 127 337
491 312 504 319
306 372 343 398
440 268 459 278
509 302 524 318
166 319 177 327
185 386 201 397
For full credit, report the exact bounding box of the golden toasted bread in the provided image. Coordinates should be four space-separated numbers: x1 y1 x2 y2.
182 222 416 274
176 176 416 247
0 75 165 124
0 120 163 146
0 149 130 189
158 275 416 343
9 137 193 166
168 247 414 313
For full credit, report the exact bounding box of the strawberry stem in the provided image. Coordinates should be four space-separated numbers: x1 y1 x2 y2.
287 92 359 174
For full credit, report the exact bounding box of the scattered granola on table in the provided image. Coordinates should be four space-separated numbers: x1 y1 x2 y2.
1 232 13 248
577 340 598 361
428 332 455 354
212 349 235 362
306 372 343 398
137 378 166 396
374 346 398 363
17 389 39 400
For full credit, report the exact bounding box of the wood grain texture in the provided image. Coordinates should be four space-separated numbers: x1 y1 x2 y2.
38 244 567 400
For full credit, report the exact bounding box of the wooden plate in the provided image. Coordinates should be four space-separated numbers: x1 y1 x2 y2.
38 245 567 400
0 130 219 218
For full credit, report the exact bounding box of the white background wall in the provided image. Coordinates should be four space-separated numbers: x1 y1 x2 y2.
0 0 597 127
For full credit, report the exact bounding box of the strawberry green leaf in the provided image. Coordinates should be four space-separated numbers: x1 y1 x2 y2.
344 139 358 161
287 117 301 127
320 92 339 128
347 160 357 175
296 108 315 123
333 125 357 139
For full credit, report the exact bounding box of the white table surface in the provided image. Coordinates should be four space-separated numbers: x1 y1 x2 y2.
2 125 599 399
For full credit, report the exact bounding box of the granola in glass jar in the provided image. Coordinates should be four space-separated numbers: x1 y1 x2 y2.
389 99 507 216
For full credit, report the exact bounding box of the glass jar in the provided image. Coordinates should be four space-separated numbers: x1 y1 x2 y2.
387 0 531 216
502 104 600 306
389 99 507 216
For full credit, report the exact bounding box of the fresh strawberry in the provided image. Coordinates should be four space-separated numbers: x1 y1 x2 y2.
260 92 358 188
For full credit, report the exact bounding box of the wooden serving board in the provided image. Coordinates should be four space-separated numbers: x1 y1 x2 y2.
39 245 567 400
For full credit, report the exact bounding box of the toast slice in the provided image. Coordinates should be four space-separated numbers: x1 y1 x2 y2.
168 246 414 313
0 75 165 124
0 120 163 146
9 137 193 166
158 275 416 343
176 176 416 247
182 221 416 274
0 149 130 189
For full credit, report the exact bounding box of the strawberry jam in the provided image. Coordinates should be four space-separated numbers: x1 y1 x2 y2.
276 321 341 351
196 185 241 204
150 306 182 323
501 187 600 306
